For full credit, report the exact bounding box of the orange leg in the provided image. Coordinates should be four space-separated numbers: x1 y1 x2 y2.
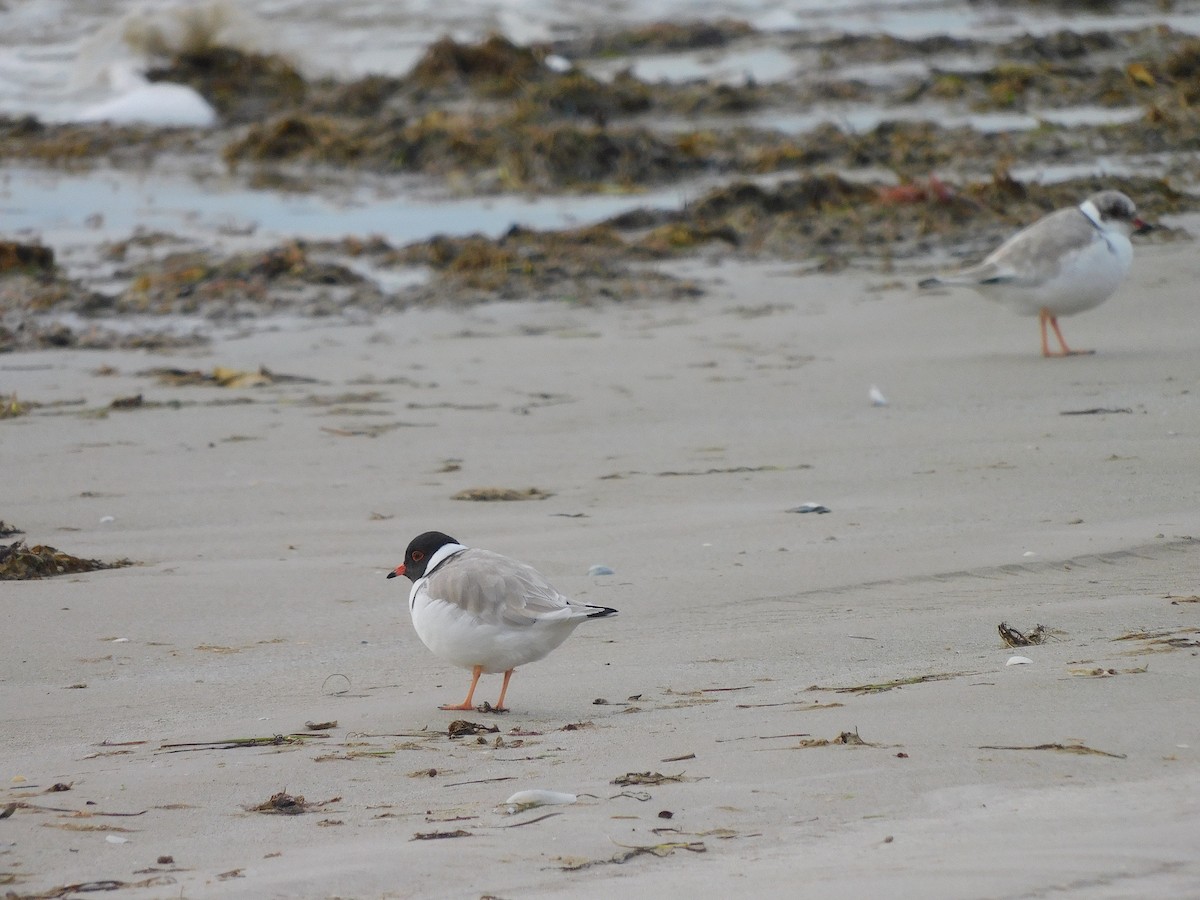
493 669 515 712
439 665 483 711
1040 308 1094 357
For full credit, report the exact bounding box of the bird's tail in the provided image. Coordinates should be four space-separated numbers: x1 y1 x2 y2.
585 605 618 618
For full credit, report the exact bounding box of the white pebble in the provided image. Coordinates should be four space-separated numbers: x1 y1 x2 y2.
869 385 888 407
105 835 129 844
1022 551 1036 557
587 564 614 576
100 515 115 524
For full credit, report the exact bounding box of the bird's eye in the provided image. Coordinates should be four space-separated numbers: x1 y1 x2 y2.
412 550 425 562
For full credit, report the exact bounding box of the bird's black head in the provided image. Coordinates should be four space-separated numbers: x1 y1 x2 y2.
386 531 460 582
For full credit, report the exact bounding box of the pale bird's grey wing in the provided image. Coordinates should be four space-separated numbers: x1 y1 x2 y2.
426 549 572 628
974 207 1099 287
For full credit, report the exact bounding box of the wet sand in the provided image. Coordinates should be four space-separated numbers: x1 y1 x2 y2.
3 244 1199 897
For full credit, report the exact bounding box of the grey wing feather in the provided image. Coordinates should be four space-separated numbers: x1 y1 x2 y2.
426 548 576 627
939 208 1098 287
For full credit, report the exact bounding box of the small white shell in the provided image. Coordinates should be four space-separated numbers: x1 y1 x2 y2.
105 835 129 844
501 790 577 814
869 385 888 407
1006 656 1034 666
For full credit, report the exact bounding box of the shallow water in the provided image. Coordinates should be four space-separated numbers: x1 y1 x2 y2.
2 166 697 278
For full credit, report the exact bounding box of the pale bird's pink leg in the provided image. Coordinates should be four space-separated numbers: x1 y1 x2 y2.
1048 313 1094 356
440 665 484 711
1039 308 1053 357
493 669 515 712
1040 307 1094 357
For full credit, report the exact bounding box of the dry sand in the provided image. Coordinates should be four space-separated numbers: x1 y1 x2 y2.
3 243 1199 898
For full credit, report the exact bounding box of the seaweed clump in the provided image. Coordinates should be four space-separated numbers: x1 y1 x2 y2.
146 47 307 124
407 35 545 98
0 242 54 274
0 541 133 580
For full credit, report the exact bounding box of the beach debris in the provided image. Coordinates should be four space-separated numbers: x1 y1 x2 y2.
448 720 500 739
1005 656 1034 666
109 394 144 410
794 729 875 748
411 829 472 840
305 720 337 731
869 385 889 407
998 622 1049 647
159 733 327 752
249 791 340 815
611 772 689 787
0 541 134 580
1059 407 1133 416
21 879 176 896
142 365 316 388
451 487 553 501
658 464 806 477
314 748 397 761
1167 594 1200 604
1112 628 1200 652
558 840 706 871
587 564 615 576
498 811 565 828
320 423 410 438
105 835 130 844
443 775 516 788
0 803 16 820
979 742 1126 759
661 753 696 763
501 790 577 814
321 673 352 694
0 395 29 419
812 672 966 694
735 700 843 711
788 502 831 514
876 174 955 206
0 241 54 273
0 521 23 537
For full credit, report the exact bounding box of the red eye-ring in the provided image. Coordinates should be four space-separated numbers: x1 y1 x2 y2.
412 550 425 562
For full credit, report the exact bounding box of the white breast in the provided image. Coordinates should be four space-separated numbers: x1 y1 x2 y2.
981 230 1132 318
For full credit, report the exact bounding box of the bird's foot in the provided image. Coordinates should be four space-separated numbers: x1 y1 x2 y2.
438 701 477 711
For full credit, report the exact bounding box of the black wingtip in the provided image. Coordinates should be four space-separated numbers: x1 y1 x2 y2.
586 605 618 618
916 277 941 289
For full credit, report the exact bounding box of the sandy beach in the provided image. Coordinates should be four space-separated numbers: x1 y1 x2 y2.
2 239 1198 898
